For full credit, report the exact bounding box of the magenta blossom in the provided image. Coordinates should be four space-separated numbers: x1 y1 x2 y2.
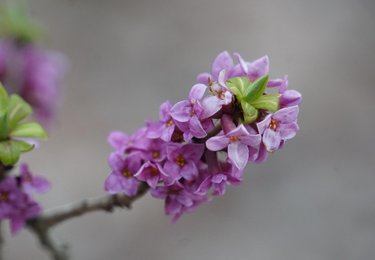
196 152 243 196
206 124 261 170
19 163 50 194
105 152 142 196
257 106 299 152
0 177 41 234
234 53 269 82
135 161 168 188
197 51 243 85
151 183 207 222
140 138 167 163
201 70 233 119
164 143 205 183
170 84 208 140
107 127 150 154
146 101 176 141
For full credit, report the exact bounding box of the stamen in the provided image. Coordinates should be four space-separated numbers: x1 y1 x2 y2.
150 167 159 176
269 118 278 131
122 169 133 178
175 155 186 168
166 120 174 127
152 151 160 159
0 192 9 202
229 136 239 143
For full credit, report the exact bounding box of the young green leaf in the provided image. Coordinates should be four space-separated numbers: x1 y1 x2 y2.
251 94 280 112
243 75 269 103
10 122 47 139
241 101 258 124
226 77 250 100
0 83 9 111
0 140 34 166
7 94 32 129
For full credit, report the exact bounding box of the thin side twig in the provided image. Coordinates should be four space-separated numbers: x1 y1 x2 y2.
27 182 149 260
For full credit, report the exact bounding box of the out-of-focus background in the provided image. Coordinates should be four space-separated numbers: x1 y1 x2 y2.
3 0 375 259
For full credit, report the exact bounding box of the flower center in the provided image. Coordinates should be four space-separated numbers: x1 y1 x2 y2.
175 155 186 168
269 118 278 131
229 136 239 143
122 169 133 178
152 151 160 159
150 167 159 176
0 192 9 202
166 120 174 127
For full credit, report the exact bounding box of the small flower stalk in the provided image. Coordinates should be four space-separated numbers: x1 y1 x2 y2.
105 51 302 221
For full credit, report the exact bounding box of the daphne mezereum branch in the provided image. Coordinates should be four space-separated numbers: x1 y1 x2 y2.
27 183 149 260
31 182 149 229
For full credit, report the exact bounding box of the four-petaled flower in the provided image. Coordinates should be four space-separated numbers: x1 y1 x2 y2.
170 84 208 140
257 106 299 152
206 125 261 170
164 143 205 183
105 152 142 196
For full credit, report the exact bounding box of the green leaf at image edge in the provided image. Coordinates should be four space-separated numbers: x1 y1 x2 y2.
7 94 32 129
0 140 34 166
10 122 47 139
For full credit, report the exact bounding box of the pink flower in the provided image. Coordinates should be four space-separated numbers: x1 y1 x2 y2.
206 123 261 170
257 106 299 152
170 84 208 140
164 143 205 183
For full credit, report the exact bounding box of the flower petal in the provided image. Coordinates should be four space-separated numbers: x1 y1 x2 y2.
170 100 191 122
189 84 207 100
273 105 299 123
196 72 212 85
189 115 207 138
262 128 281 152
201 96 222 119
206 135 229 151
211 51 234 79
228 142 249 170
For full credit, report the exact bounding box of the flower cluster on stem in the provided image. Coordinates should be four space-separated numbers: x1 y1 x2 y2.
105 51 302 221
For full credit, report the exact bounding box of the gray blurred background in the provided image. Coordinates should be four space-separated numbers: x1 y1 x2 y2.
3 0 375 259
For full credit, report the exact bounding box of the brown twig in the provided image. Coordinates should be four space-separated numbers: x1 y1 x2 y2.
27 182 149 260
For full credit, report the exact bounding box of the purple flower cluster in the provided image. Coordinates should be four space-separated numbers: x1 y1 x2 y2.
0 39 66 126
0 164 50 234
105 51 302 221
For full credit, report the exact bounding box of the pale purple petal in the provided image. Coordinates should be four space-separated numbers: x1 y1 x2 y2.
201 96 222 119
104 173 123 194
31 176 50 193
189 115 207 138
277 122 299 139
233 52 249 74
257 114 272 134
206 135 229 151
196 72 212 85
107 131 129 151
180 161 198 181
170 100 191 122
273 106 299 123
189 84 207 100
248 55 269 81
262 128 281 152
159 100 172 121
228 142 249 170
280 90 302 108
240 134 261 148
227 124 250 137
211 51 234 79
